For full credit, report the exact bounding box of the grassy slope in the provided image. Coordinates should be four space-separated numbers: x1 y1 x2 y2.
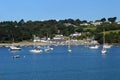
105 30 120 34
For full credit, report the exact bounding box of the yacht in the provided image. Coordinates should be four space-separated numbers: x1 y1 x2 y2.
9 35 21 51
89 36 99 49
101 29 107 54
29 35 43 53
45 47 53 52
68 38 72 52
30 48 43 53
45 46 53 52
101 48 107 54
89 45 99 49
9 46 21 51
68 46 72 52
103 44 112 49
45 37 53 52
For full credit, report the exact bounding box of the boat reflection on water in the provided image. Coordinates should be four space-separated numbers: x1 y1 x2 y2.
12 55 20 59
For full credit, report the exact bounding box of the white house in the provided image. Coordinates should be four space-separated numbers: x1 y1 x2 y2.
33 35 40 42
53 35 64 40
92 22 102 26
117 21 120 24
70 32 81 37
80 23 89 26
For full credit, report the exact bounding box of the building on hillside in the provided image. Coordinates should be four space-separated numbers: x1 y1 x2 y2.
52 35 66 45
40 37 47 43
64 23 72 26
80 23 89 26
33 36 40 42
53 35 64 40
91 22 102 26
117 21 120 24
70 32 81 37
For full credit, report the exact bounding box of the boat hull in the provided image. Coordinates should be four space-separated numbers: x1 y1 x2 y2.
29 49 43 53
9 46 21 51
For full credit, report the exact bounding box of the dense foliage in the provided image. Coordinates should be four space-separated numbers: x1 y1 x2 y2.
0 17 120 44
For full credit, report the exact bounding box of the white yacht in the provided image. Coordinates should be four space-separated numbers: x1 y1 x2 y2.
45 38 53 52
68 38 72 52
89 45 99 49
9 46 21 51
89 36 99 49
9 36 21 51
101 48 107 54
101 29 107 54
30 48 43 53
68 46 72 52
29 35 43 53
45 46 53 52
103 44 112 49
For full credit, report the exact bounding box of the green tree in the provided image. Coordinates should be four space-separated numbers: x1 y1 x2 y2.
101 18 106 22
108 17 117 23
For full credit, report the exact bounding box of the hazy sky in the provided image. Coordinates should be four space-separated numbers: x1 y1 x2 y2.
0 0 120 21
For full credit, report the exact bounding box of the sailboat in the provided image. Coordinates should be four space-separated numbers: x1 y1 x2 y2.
89 45 99 49
68 38 72 52
45 46 53 52
89 36 99 49
29 35 43 53
9 45 21 51
45 38 53 52
101 29 107 54
9 35 21 51
103 44 112 49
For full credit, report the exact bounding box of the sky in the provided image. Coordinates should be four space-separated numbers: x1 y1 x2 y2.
0 0 120 22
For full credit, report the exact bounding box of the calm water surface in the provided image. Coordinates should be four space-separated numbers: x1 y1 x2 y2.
0 45 120 80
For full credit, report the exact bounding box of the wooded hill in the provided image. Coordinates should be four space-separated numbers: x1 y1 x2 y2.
0 17 120 44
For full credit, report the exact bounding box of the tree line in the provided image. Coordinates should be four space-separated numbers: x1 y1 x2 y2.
0 17 120 44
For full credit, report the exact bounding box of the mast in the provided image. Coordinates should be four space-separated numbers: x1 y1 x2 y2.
103 29 105 46
68 37 72 52
33 35 36 48
101 29 107 54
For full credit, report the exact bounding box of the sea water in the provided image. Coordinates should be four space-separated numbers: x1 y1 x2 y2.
0 45 120 80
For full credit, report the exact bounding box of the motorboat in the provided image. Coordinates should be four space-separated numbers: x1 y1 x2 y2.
29 48 43 53
9 46 21 51
45 46 53 52
89 45 99 49
29 35 43 53
101 48 107 54
68 48 72 52
103 44 112 48
45 37 53 52
68 38 72 52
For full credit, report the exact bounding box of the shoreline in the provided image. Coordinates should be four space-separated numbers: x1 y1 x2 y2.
0 41 119 46
0 41 47 46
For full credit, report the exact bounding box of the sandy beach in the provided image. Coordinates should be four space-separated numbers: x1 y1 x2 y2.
0 40 118 46
0 40 85 46
0 41 47 46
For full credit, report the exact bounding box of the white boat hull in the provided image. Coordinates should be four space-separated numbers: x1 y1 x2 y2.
103 45 112 48
9 46 21 51
68 49 72 52
30 49 43 53
45 47 53 52
89 45 99 49
101 49 107 54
